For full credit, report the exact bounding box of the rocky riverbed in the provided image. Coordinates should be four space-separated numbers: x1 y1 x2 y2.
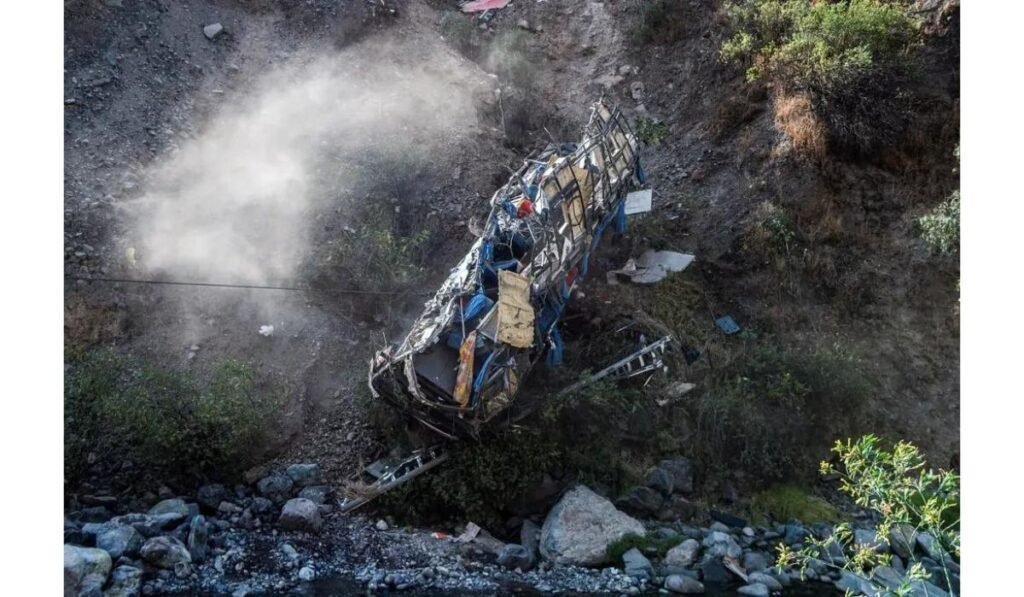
64 461 959 596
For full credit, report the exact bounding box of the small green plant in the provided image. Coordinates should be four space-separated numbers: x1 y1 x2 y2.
606 532 684 564
918 146 960 254
635 117 669 146
776 435 960 594
65 350 283 484
750 484 838 524
745 201 796 258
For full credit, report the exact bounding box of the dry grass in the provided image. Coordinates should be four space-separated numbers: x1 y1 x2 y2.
773 92 828 159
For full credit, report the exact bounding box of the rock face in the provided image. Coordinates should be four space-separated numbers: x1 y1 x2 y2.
539 485 645 566
140 536 192 569
664 573 705 594
64 545 112 597
664 538 700 567
96 524 144 559
278 498 323 533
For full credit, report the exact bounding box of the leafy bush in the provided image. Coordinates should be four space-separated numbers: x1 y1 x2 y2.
919 146 960 254
750 484 838 524
65 349 282 484
777 435 960 593
635 117 669 146
607 532 684 564
744 201 796 259
721 0 920 156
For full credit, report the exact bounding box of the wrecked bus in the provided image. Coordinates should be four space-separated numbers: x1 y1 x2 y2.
367 100 647 441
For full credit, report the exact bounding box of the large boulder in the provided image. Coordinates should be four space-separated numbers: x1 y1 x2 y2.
278 498 323 533
95 525 144 560
104 565 143 597
539 485 645 566
64 545 111 597
140 536 192 569
286 464 322 487
664 538 700 567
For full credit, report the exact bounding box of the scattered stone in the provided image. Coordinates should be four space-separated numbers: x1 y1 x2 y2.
854 528 889 553
196 484 229 512
748 572 782 591
257 473 294 504
64 545 112 596
281 543 299 560
140 536 192 569
517 19 530 30
286 464 321 487
700 558 730 584
174 561 191 579
78 572 107 596
250 497 274 516
642 466 674 497
298 485 332 505
148 498 188 519
742 550 769 573
835 569 874 595
622 548 654 580
539 485 645 566
664 538 700 567
203 23 224 40
96 525 144 560
702 531 742 559
784 524 809 545
709 521 731 533
497 544 534 571
187 515 209 563
742 526 755 538
916 531 944 560
298 566 315 582
737 583 770 596
104 565 143 597
76 506 112 523
664 573 705 594
630 81 645 101
376 519 389 531
520 519 541 558
658 458 694 494
278 498 323 533
615 485 665 517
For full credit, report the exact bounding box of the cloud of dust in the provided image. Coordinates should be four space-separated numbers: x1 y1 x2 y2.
131 41 480 288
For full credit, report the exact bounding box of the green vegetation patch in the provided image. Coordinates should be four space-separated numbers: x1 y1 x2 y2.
606 532 684 564
750 484 838 524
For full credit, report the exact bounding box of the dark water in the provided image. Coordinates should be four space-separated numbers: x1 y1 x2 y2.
305 575 842 596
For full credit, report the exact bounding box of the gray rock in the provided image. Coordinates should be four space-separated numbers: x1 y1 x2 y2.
664 538 700 568
642 466 674 497
286 464 321 487
250 497 274 516
835 569 874 596
278 498 323 533
203 23 224 40
64 545 112 597
281 543 299 560
659 458 694 494
375 519 389 531
539 485 645 566
748 572 782 591
148 498 188 519
196 484 229 512
497 543 534 571
742 550 769 573
298 566 315 582
916 531 944 560
79 572 106 597
737 583 769 597
109 512 184 538
218 501 243 515
664 574 704 594
784 524 809 545
615 485 665 516
622 548 653 580
297 485 332 505
889 524 917 559
104 565 143 597
140 536 191 569
700 558 729 584
701 531 742 559
257 473 294 504
854 528 889 553
520 519 541 558
187 515 209 562
96 525 144 560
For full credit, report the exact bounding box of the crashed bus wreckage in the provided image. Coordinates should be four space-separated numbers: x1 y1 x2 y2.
341 101 672 512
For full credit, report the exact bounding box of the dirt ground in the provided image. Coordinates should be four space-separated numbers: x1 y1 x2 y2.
64 0 960 499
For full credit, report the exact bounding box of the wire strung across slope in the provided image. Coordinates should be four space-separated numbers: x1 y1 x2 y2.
64 275 433 296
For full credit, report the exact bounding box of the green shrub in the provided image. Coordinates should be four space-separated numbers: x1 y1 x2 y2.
918 146 960 254
750 484 838 524
777 435 960 593
744 201 796 258
606 532 683 564
65 349 283 484
635 117 669 146
721 0 919 88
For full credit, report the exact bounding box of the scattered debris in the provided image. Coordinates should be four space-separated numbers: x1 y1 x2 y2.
461 0 511 13
607 250 695 285
258 325 274 337
203 23 224 40
558 336 672 397
623 189 652 215
715 316 741 335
